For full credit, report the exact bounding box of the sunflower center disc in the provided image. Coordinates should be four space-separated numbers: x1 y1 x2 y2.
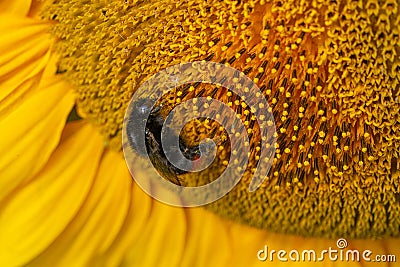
43 0 399 238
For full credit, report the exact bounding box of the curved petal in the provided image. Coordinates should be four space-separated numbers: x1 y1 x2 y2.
27 149 132 267
97 168 155 267
0 121 104 267
0 14 53 118
85 154 400 267
0 13 75 202
0 77 75 202
0 122 397 266
110 203 400 267
0 0 32 16
98 171 188 267
28 0 48 18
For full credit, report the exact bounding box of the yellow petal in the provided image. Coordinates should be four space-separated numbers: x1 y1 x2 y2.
0 79 75 202
92 166 188 266
98 168 155 266
0 127 396 266
0 14 52 118
123 201 188 267
179 208 231 267
27 149 131 267
52 153 399 267
28 0 47 18
0 0 32 16
0 13 74 202
0 121 104 267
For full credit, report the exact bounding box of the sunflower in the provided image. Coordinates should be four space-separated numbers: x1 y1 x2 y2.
1 0 399 266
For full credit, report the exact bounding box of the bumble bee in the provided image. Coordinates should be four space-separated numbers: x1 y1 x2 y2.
126 98 202 186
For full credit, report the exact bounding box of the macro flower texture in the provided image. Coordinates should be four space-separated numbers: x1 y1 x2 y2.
0 0 399 266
